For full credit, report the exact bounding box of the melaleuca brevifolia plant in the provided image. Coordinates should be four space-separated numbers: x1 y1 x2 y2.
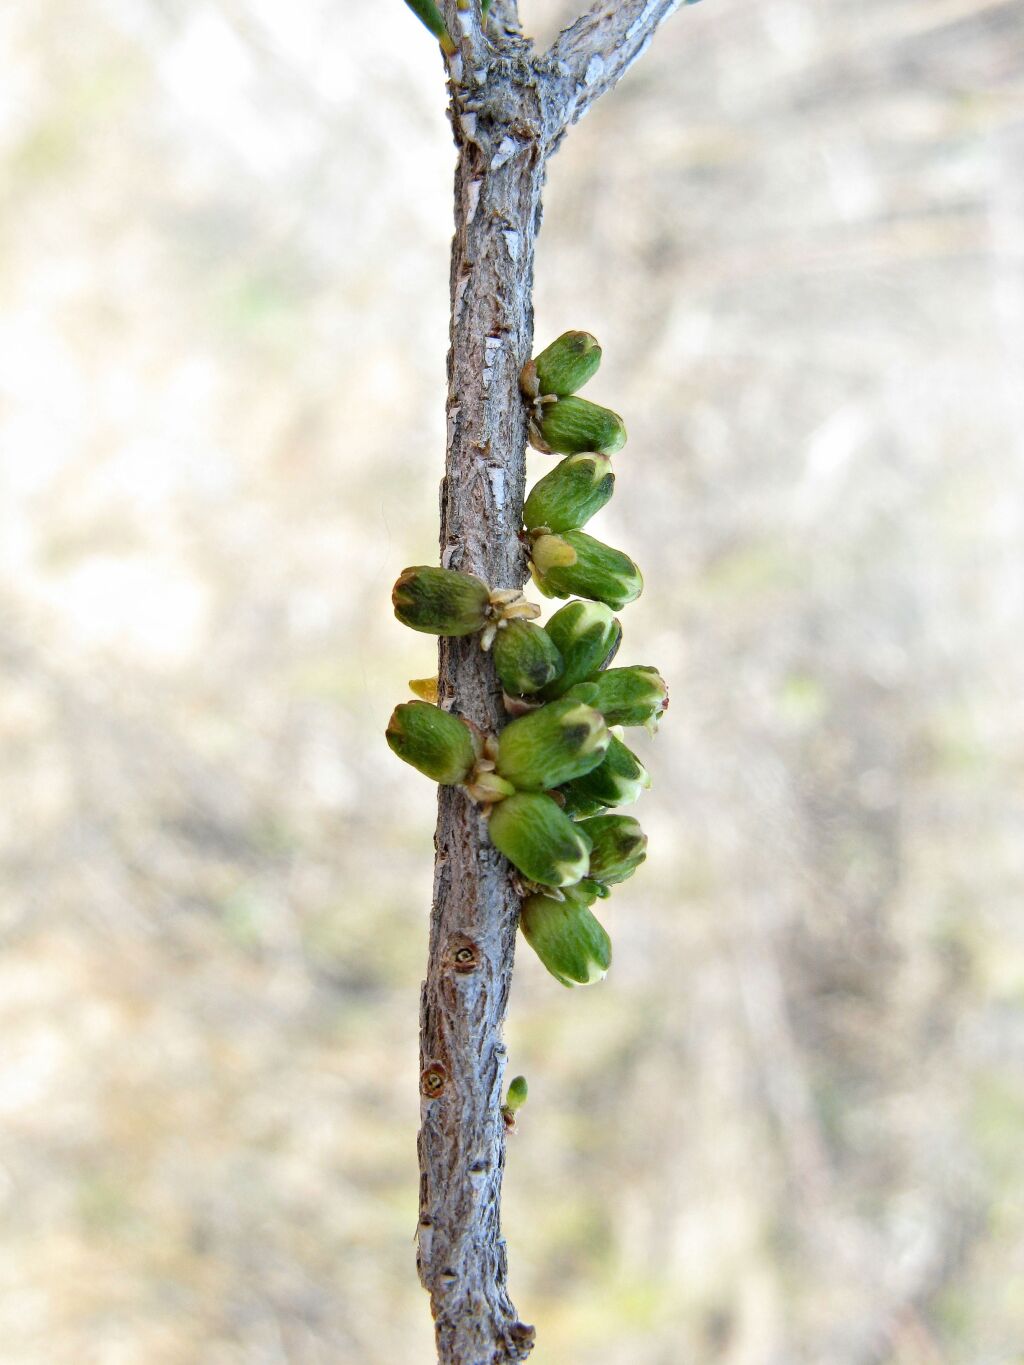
386 3 691 1362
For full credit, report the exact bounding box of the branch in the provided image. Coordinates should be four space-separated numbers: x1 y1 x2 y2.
542 0 686 135
411 7 689 1361
416 45 545 1365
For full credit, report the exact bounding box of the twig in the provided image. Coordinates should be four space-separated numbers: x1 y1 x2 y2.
414 6 684 1360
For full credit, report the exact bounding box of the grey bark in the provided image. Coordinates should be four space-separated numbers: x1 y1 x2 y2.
415 5 685 1361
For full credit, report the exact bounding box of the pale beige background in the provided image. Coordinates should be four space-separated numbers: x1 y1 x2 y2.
1 2 1023 1362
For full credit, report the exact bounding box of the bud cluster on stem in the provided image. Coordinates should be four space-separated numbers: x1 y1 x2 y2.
387 330 668 991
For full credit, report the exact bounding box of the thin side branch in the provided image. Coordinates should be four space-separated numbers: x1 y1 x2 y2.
543 0 683 134
486 0 523 41
441 0 490 86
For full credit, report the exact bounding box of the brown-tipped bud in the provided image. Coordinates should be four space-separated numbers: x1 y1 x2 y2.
519 886 611 986
496 698 609 792
522 331 602 400
530 396 627 456
492 620 564 697
393 565 490 636
487 793 592 888
386 701 476 785
576 814 648 885
531 531 642 612
523 454 615 535
539 600 622 699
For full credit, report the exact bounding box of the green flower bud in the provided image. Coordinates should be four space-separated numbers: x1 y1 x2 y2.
393 565 490 636
487 793 592 887
531 396 627 456
496 698 609 791
557 787 606 819
519 886 611 986
386 701 476 784
522 331 602 399
504 1075 528 1112
531 531 642 611
576 814 648 885
539 600 622 699
492 620 564 696
523 454 615 534
567 665 668 730
559 735 651 809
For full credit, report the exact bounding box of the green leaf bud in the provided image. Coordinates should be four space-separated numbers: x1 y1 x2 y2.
504 1075 528 1112
496 698 610 791
576 814 648 885
487 793 592 888
519 887 611 986
531 396 627 456
567 665 669 730
531 531 643 611
492 620 564 696
557 786 606 819
386 701 476 785
402 0 456 52
523 454 615 534
393 565 490 636
559 735 651 809
539 600 622 699
522 331 602 399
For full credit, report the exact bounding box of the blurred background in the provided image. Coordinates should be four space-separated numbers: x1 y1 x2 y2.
2 1 1023 1361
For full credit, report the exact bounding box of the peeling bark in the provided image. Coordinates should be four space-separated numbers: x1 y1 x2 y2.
414 6 684 1361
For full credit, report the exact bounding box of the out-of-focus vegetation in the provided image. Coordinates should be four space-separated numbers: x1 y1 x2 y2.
1 1 1022 1361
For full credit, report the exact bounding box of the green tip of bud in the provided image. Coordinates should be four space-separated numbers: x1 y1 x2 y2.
539 600 622 699
386 701 476 785
576 814 648 885
505 1075 528 1111
559 735 651 809
523 454 615 534
531 531 643 611
519 888 611 986
531 396 626 456
567 665 669 730
496 698 610 791
393 565 491 636
488 792 592 888
492 620 564 697
528 332 603 399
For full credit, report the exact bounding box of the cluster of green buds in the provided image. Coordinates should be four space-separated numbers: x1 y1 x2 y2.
519 337 641 611
387 330 667 991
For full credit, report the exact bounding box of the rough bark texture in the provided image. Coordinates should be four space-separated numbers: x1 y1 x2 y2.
415 5 684 1361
